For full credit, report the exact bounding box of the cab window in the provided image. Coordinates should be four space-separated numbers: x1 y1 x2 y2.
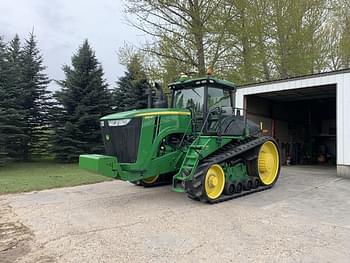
173 86 205 115
207 87 231 111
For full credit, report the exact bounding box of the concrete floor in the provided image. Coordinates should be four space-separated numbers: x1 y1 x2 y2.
1 166 350 263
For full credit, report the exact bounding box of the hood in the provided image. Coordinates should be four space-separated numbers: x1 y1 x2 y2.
100 108 191 120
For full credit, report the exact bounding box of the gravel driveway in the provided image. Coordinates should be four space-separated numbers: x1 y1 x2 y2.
1 166 350 263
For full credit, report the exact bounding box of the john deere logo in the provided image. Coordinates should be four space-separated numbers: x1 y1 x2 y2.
105 134 110 141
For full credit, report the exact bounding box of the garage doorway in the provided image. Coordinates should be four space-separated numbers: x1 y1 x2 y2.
245 84 336 166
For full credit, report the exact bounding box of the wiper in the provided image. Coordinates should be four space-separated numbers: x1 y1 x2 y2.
191 88 201 97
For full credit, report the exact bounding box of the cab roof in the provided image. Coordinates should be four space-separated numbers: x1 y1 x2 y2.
168 77 236 91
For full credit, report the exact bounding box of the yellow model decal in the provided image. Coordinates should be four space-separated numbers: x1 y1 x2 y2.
136 111 191 117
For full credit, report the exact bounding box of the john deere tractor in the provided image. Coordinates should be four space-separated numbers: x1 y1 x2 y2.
79 76 280 203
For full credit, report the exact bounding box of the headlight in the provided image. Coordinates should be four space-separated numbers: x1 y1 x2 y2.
108 119 131 127
100 121 104 127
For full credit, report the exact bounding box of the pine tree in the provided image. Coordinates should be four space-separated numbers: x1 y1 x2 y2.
51 40 112 162
5 35 29 160
0 35 29 165
0 36 9 165
20 32 51 160
114 55 150 112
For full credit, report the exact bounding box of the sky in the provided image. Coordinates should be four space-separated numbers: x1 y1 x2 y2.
0 0 145 91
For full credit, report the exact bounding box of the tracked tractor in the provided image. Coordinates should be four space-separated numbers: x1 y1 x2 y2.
79 76 280 203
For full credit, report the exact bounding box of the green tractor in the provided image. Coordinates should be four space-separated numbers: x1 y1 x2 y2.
79 76 280 203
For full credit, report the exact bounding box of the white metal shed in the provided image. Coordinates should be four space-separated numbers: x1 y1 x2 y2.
235 69 350 178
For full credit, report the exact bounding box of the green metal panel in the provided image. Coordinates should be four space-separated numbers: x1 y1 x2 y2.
172 135 244 192
79 154 121 178
223 162 248 183
100 108 190 120
79 109 192 182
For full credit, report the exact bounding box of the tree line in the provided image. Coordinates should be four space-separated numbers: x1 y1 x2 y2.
0 34 149 165
124 0 350 85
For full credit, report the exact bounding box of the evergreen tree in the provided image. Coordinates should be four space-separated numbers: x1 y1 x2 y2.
0 35 29 165
5 35 29 160
51 40 112 162
20 32 51 160
114 55 150 112
0 36 9 165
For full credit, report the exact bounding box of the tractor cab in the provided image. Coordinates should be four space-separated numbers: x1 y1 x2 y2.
168 76 260 136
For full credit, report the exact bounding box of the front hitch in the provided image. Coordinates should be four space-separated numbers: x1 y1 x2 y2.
79 154 121 179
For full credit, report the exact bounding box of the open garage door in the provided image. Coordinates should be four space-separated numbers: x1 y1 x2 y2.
245 84 336 166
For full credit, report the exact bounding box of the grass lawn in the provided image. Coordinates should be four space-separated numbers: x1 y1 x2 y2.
0 162 113 195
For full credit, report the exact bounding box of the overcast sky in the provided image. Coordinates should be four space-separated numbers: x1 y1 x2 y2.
0 0 145 91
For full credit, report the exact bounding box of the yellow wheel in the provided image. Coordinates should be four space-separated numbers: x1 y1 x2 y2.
204 164 225 200
258 141 280 185
142 175 159 185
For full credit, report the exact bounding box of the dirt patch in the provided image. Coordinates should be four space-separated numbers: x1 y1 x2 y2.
0 201 33 263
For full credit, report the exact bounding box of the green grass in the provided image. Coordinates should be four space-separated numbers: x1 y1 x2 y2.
0 162 113 195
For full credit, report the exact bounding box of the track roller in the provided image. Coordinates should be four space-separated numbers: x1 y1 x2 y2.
244 179 253 191
235 182 243 193
224 183 235 195
252 178 260 189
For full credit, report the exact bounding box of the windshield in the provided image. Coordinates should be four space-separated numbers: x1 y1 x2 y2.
173 87 205 114
208 87 231 111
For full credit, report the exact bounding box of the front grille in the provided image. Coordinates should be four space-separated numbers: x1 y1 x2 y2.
101 118 142 163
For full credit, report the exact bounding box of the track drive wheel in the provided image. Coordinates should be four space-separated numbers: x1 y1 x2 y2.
257 140 280 186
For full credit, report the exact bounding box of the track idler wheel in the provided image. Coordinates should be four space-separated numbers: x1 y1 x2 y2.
204 164 225 200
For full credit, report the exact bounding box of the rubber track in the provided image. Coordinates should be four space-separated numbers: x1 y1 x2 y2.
187 136 274 203
207 185 272 204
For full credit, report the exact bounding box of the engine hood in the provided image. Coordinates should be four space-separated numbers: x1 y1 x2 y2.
100 108 191 120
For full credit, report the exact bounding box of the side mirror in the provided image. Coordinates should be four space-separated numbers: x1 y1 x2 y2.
153 82 168 108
